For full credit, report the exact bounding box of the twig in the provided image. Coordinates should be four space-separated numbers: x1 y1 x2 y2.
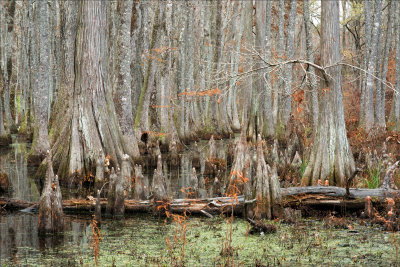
345 168 361 198
200 209 214 218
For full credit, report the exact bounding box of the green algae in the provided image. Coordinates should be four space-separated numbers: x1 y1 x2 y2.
2 214 400 266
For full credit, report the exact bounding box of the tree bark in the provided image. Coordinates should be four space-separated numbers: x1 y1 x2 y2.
115 0 140 159
303 0 319 128
272 0 285 130
359 0 373 127
375 0 394 128
228 1 244 131
301 0 355 186
362 0 383 131
254 135 282 219
31 0 50 156
279 0 297 126
390 0 400 130
50 1 128 181
254 1 273 137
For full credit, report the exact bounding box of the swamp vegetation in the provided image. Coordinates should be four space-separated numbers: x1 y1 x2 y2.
2 0 400 266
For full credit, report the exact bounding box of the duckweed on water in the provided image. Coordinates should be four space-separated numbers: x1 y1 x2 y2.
1 213 400 266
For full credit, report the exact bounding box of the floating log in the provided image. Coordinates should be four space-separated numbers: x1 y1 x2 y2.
0 196 249 215
282 186 400 209
4 186 400 215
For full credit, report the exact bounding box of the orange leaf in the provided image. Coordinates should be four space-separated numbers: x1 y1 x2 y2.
297 105 302 113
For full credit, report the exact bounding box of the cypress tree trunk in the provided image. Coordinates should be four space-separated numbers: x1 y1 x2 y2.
279 0 297 126
303 0 319 128
115 0 140 159
359 0 373 127
301 0 355 186
375 0 394 128
261 0 273 137
227 1 243 131
362 0 383 132
50 1 128 180
31 0 50 156
0 2 8 141
389 0 400 130
272 0 285 130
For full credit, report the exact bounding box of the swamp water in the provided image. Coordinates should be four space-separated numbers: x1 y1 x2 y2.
1 136 400 266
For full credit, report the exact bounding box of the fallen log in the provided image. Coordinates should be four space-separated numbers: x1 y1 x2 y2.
2 186 400 215
0 196 248 215
282 186 400 209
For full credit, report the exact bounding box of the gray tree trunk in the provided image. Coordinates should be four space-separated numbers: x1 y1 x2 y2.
390 0 400 130
0 2 8 138
136 3 159 132
303 0 319 128
50 0 77 178
115 0 140 159
302 0 355 186
1 1 13 133
375 0 394 128
362 0 383 131
255 0 273 137
272 0 285 130
51 1 130 181
359 0 373 127
130 1 143 119
228 1 244 131
31 0 50 156
279 0 297 126
240 0 253 130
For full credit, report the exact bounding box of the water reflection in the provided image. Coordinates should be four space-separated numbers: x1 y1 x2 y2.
0 213 92 266
140 139 232 199
0 213 38 265
0 136 39 201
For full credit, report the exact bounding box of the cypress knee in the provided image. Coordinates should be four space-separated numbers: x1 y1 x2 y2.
38 151 64 233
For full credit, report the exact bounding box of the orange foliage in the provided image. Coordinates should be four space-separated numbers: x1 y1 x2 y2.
91 217 102 265
322 87 330 95
179 88 222 97
152 46 177 54
293 89 304 104
151 105 169 108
